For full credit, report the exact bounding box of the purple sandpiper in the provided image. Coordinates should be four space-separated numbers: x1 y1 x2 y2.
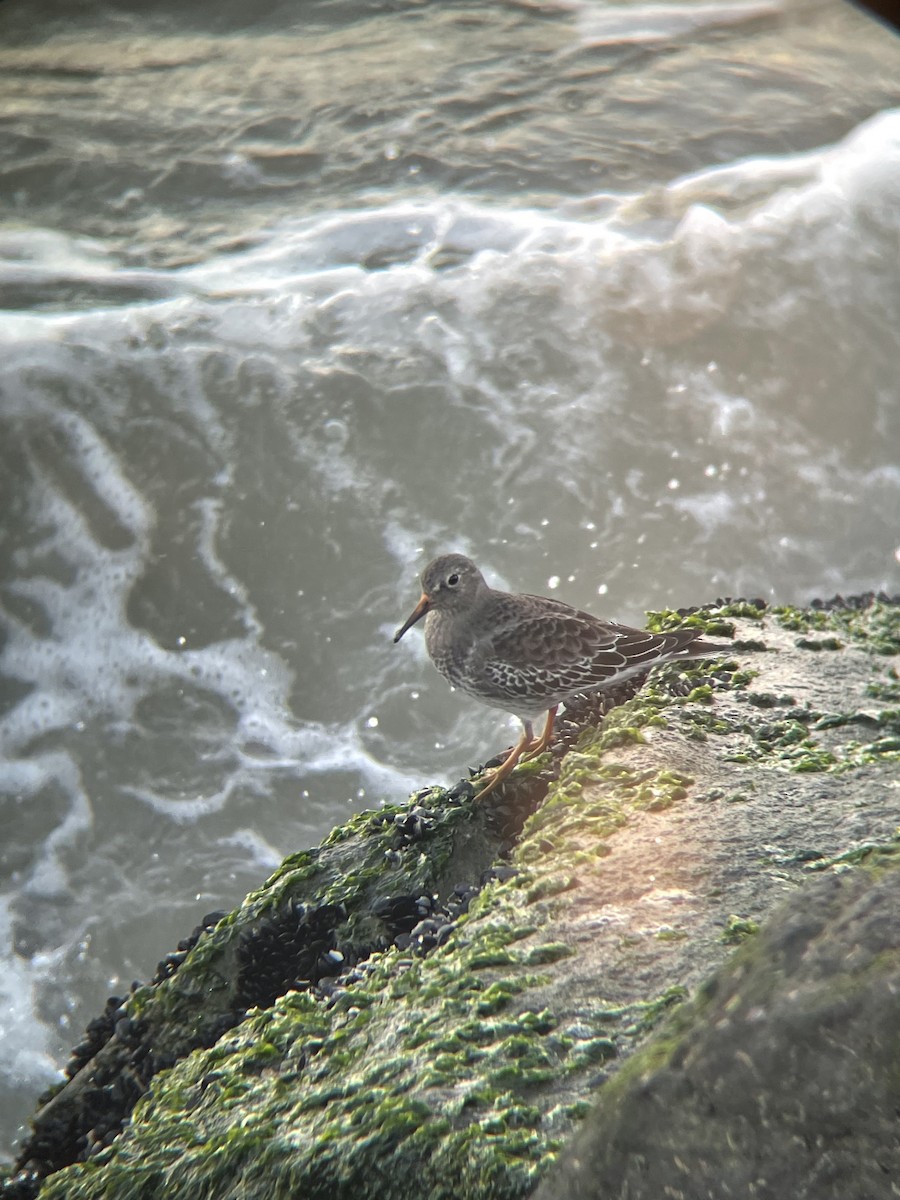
394 553 728 801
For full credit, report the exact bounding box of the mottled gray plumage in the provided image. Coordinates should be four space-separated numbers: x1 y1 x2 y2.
394 553 727 799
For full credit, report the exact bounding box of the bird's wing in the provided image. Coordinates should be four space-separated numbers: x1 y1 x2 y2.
472 602 686 705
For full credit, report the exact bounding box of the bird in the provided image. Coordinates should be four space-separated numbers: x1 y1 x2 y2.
393 553 729 802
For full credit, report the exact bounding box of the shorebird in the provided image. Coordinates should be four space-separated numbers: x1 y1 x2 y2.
394 553 727 801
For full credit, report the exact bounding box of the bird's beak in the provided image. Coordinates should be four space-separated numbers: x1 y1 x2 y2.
393 593 431 643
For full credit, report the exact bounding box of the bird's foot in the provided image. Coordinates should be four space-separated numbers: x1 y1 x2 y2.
472 736 531 801
519 740 552 764
518 706 558 763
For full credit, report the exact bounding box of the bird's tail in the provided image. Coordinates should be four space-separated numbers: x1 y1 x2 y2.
667 629 732 659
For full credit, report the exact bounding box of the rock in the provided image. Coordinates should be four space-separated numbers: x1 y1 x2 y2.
2 598 898 1200
534 860 900 1200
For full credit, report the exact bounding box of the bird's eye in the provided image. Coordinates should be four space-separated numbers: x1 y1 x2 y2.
447 573 460 587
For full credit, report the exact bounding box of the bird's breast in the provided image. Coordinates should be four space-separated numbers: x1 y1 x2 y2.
424 611 472 690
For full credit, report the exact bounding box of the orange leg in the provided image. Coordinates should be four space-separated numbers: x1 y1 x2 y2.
473 721 534 802
520 706 558 762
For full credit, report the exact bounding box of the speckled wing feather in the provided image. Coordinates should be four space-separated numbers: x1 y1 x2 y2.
469 594 701 707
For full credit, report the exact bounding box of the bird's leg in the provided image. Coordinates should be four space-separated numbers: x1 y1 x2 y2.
520 706 558 762
473 720 533 802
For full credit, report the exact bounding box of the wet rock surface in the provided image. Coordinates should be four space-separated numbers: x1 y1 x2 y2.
5 789 524 1195
534 862 900 1200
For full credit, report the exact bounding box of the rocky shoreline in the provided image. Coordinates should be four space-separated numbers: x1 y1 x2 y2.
3 596 898 1200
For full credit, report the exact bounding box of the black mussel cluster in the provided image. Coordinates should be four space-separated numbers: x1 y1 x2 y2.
236 900 349 1012
809 590 898 610
315 864 519 1007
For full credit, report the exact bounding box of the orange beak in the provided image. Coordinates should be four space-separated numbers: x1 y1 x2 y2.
393 593 431 643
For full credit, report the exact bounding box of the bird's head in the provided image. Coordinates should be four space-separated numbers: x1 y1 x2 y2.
393 554 487 642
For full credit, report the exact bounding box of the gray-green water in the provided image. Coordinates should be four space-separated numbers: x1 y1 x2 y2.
1 0 899 1161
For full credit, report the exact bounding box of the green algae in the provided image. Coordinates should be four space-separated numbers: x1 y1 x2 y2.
722 915 760 944
51 950 561 1199
745 691 795 708
866 675 900 702
774 599 900 655
524 654 746 837
523 943 575 965
724 702 900 774
644 609 735 638
774 607 832 633
25 598 900 1200
567 1038 617 1068
802 835 900 876
24 783 515 1199
795 636 843 651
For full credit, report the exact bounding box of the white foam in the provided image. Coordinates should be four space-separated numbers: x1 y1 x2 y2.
0 228 184 301
0 757 93 900
218 828 284 872
670 490 736 532
570 0 783 46
0 897 62 1101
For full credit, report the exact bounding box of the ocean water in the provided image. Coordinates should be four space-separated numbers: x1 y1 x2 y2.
1 0 900 1161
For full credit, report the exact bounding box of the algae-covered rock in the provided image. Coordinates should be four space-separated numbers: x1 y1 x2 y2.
534 853 900 1200
3 597 898 1200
